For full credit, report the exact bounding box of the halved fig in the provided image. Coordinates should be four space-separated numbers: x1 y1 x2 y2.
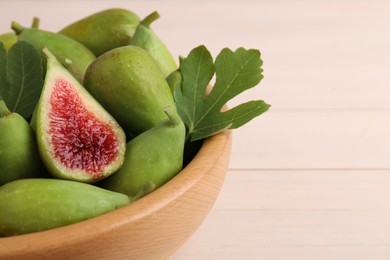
36 48 126 183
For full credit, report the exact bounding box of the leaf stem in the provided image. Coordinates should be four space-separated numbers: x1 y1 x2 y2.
185 132 192 143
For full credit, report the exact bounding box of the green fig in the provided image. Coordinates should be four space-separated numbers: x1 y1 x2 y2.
36 48 126 183
0 17 40 51
130 11 177 78
59 8 140 57
0 101 46 185
11 21 95 82
0 178 130 236
0 32 16 51
100 106 185 200
84 45 175 135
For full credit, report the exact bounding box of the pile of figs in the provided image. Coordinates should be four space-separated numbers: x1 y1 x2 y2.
0 8 188 236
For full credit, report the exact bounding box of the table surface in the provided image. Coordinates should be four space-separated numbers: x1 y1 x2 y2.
2 0 390 259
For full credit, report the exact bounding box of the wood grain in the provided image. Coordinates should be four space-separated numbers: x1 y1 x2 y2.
171 170 390 259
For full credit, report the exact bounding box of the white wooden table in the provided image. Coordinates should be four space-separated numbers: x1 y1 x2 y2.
2 1 390 259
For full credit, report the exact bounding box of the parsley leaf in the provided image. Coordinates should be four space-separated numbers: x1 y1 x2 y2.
1 40 43 119
175 45 270 141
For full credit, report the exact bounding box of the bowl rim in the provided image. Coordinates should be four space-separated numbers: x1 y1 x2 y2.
0 130 232 256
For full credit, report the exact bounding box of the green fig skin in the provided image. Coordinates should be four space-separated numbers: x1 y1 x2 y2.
59 8 140 57
99 106 185 200
0 32 17 51
130 11 177 78
0 178 130 236
0 101 46 186
84 45 175 135
29 103 38 131
36 48 126 183
11 22 95 83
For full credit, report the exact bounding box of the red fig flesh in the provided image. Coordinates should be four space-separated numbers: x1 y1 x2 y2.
36 48 126 182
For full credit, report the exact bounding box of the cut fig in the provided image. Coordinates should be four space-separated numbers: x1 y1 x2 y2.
36 48 126 183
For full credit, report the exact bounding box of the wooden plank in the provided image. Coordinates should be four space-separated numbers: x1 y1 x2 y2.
215 169 390 210
171 169 390 259
171 209 390 260
230 110 390 169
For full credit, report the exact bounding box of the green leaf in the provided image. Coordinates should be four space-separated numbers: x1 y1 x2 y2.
174 45 214 133
4 40 43 119
0 42 8 100
175 45 270 141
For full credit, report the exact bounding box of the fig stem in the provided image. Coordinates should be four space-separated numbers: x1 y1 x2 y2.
31 17 40 29
164 106 181 127
42 47 55 61
0 100 11 117
62 58 73 69
11 21 25 35
140 11 160 27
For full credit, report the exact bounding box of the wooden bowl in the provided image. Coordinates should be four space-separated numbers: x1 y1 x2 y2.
0 130 232 260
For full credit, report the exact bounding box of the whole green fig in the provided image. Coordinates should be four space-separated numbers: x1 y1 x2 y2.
130 11 177 78
11 21 95 82
100 106 185 200
59 8 140 57
84 45 175 135
0 101 45 185
0 178 130 236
